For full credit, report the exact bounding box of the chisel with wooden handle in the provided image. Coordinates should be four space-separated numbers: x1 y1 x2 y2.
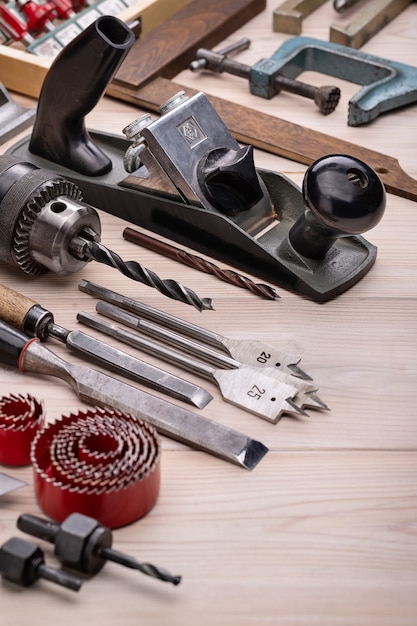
0 283 212 409
0 319 268 470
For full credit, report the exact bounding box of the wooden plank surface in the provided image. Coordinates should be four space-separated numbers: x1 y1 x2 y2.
0 0 193 97
0 1 416 624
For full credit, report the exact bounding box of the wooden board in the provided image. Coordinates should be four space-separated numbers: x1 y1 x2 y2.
0 0 192 97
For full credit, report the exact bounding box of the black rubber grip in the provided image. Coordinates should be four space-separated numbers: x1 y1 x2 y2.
0 319 31 369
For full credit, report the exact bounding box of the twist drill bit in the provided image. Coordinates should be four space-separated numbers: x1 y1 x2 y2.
0 155 212 312
123 227 280 300
70 236 213 311
97 545 181 585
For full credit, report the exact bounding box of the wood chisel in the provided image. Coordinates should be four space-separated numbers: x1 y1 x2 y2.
78 279 311 380
77 309 315 423
0 320 268 470
0 284 212 409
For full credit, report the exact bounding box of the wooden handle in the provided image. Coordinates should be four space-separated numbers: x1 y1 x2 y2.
0 283 37 330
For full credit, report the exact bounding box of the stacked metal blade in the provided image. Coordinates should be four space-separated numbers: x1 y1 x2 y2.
0 393 45 466
30 407 161 529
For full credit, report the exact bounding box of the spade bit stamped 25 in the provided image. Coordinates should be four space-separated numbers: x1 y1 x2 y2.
78 306 327 423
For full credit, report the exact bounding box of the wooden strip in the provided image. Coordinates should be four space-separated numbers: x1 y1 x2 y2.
0 47 50 98
118 0 192 32
114 0 266 88
330 0 413 49
0 0 193 98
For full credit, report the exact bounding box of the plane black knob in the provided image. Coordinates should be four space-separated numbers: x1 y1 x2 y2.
289 154 386 259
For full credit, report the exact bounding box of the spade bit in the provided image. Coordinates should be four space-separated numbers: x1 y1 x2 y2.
77 309 310 423
78 279 311 381
90 301 328 412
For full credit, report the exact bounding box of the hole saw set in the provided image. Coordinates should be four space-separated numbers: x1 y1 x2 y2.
0 0 415 595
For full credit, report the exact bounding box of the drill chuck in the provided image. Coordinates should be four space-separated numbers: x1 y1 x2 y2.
0 155 101 275
0 155 212 310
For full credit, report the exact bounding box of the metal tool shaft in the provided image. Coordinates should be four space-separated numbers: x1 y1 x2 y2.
78 279 309 379
62 328 212 409
77 310 312 422
92 302 327 410
0 283 211 408
98 546 181 585
0 321 267 469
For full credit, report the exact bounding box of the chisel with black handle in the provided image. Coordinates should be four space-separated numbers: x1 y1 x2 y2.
0 319 268 470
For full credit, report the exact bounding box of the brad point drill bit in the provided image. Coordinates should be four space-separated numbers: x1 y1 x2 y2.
70 236 213 311
123 227 280 300
0 155 212 312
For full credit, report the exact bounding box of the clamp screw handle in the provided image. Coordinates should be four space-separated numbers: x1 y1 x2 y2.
190 39 341 115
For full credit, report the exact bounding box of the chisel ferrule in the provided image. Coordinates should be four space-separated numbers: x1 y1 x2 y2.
18 337 39 372
23 304 54 340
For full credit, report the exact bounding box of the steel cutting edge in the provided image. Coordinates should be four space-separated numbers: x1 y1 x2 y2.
0 320 268 470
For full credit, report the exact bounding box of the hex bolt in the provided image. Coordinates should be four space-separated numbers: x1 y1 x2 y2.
0 537 82 591
122 114 153 172
17 512 181 585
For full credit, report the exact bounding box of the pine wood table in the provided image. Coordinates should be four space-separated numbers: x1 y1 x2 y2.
0 1 416 624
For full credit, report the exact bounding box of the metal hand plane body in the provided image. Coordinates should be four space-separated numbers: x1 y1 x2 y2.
11 90 385 302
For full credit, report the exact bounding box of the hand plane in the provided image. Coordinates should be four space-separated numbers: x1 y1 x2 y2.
8 17 386 303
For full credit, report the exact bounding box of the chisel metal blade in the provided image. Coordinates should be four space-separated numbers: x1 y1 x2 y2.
64 329 212 409
0 320 267 470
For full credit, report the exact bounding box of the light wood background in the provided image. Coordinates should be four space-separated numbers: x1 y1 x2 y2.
0 1 416 624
